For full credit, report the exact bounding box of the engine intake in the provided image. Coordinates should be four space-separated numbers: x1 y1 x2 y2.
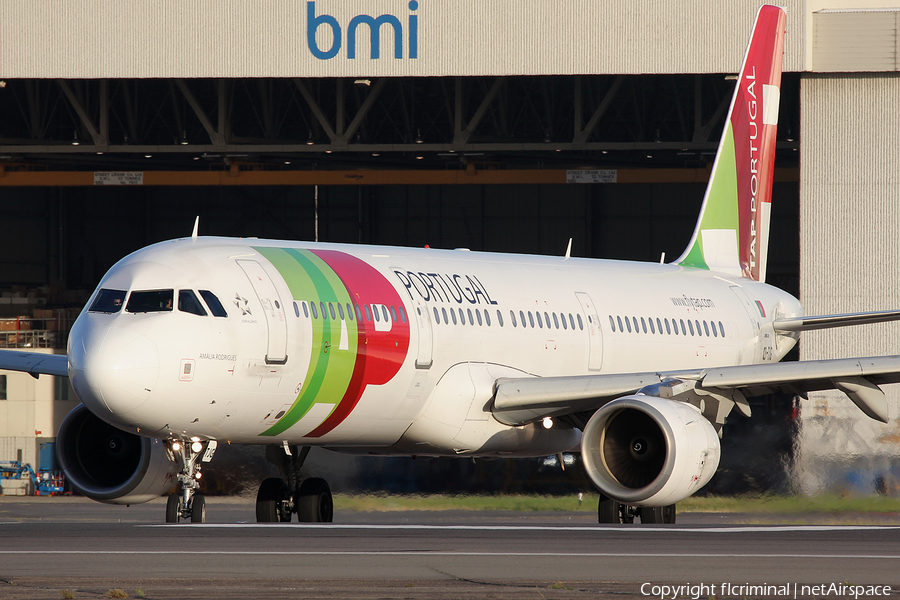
581 396 720 507
57 404 181 505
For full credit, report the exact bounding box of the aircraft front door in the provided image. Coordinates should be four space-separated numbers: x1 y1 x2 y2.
411 296 433 369
238 260 288 364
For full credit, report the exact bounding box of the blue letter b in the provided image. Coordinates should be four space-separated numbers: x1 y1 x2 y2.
307 2 341 60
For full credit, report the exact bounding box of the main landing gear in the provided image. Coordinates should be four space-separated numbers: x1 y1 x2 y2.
256 444 334 523
165 438 217 524
597 493 675 524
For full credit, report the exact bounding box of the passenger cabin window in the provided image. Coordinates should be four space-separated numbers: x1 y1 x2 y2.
178 290 208 316
199 290 228 318
89 289 127 313
126 290 174 313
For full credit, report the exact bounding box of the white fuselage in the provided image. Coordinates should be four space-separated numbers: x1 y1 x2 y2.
67 237 801 456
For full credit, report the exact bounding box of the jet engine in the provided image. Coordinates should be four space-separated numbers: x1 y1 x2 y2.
57 404 181 505
581 396 720 507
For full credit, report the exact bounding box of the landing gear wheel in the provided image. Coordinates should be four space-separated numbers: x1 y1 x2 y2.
166 494 182 523
256 477 289 523
190 495 207 523
296 477 333 523
597 494 620 524
597 494 633 524
640 504 676 524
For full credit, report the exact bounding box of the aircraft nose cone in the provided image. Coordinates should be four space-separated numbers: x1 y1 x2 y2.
70 321 160 417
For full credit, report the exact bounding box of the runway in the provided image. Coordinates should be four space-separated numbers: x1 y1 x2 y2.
1 497 898 599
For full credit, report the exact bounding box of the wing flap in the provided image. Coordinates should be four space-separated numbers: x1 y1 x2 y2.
0 350 69 378
698 356 900 389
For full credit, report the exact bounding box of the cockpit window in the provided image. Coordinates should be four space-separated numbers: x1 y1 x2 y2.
199 290 228 318
89 289 127 313
178 290 208 316
126 290 174 313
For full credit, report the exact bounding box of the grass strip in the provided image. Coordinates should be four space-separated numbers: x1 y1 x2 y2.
332 493 900 514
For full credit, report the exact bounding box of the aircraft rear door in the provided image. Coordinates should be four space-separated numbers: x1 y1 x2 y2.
730 285 771 362
238 259 288 364
575 292 603 371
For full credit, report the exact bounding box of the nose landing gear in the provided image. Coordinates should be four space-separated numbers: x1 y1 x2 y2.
165 438 217 523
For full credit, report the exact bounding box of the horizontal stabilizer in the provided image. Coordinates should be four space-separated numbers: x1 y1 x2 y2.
774 309 900 332
0 350 69 378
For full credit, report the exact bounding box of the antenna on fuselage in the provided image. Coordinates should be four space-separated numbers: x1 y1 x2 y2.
564 238 572 260
191 216 199 241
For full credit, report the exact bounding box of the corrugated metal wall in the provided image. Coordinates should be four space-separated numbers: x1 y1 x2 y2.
814 11 900 72
0 0 804 78
797 73 900 493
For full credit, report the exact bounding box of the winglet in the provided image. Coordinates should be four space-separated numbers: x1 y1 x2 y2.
564 238 572 260
191 216 199 241
676 5 786 282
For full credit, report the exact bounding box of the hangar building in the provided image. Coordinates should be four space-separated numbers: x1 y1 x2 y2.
0 0 897 493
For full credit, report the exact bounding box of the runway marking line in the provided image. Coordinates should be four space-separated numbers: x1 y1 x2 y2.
1 551 899 559
138 523 900 533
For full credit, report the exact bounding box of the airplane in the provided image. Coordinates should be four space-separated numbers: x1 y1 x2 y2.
3 4 900 525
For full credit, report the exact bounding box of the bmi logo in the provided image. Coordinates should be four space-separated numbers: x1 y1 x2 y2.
306 1 419 60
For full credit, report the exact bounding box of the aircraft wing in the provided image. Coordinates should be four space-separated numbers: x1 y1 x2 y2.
492 355 900 426
0 350 69 378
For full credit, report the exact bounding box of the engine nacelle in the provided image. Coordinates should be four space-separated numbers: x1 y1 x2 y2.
57 404 181 505
581 396 720 507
